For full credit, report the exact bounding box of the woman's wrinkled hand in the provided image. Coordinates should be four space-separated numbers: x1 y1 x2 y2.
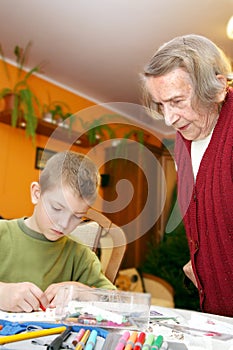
183 260 198 288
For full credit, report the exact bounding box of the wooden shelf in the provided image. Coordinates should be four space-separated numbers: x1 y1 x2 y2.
0 111 91 147
0 110 167 149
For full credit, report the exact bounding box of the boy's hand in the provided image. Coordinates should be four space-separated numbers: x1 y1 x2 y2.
44 281 91 308
0 282 49 312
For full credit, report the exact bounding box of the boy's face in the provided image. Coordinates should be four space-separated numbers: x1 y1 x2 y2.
31 183 90 241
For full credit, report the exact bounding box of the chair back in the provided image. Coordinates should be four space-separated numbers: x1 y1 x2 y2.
142 272 175 307
69 208 127 283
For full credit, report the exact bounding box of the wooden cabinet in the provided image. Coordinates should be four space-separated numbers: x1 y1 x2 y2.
102 141 176 268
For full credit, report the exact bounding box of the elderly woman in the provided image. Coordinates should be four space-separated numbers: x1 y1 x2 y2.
142 34 233 317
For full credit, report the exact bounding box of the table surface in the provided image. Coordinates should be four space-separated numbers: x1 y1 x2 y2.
0 306 233 350
148 305 233 350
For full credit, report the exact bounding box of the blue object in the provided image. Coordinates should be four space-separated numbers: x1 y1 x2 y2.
0 319 109 338
85 329 98 350
0 320 26 335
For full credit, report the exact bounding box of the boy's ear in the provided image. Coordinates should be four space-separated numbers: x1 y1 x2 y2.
216 75 228 102
30 182 41 204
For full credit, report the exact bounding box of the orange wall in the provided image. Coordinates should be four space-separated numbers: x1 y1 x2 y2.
0 64 96 114
0 63 163 219
0 63 96 218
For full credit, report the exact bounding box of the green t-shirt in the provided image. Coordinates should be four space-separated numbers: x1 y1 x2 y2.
0 218 115 291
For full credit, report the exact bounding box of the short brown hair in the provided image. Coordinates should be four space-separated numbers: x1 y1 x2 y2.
39 151 100 204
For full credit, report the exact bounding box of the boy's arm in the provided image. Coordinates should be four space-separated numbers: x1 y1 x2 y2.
75 249 116 289
44 249 116 307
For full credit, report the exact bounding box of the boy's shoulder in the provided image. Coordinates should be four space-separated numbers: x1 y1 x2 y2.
0 218 19 227
0 218 21 237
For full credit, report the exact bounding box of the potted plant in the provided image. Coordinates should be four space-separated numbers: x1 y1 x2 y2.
0 42 42 140
77 114 145 148
77 114 117 145
42 100 74 131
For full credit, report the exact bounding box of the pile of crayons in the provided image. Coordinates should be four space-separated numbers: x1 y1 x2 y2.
66 328 168 350
0 325 98 350
0 325 168 350
71 328 98 350
114 331 168 350
70 329 168 350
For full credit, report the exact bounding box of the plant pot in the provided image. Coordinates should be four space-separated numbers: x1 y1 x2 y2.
3 93 15 111
42 112 55 124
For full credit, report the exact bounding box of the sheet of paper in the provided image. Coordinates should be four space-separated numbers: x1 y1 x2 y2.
189 313 233 336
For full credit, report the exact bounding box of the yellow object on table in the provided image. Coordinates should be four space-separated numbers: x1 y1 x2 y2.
0 326 67 344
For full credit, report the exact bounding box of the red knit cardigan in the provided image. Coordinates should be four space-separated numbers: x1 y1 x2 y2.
175 88 233 316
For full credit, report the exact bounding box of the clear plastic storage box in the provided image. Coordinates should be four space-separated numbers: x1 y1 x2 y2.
55 286 151 330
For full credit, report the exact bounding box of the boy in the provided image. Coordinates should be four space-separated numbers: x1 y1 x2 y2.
0 151 115 312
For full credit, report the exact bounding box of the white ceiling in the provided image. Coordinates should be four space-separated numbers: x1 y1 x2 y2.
0 0 233 136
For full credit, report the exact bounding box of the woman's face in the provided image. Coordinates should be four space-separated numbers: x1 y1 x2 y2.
146 68 219 141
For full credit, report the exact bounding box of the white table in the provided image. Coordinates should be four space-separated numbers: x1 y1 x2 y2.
1 306 233 349
149 305 233 350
